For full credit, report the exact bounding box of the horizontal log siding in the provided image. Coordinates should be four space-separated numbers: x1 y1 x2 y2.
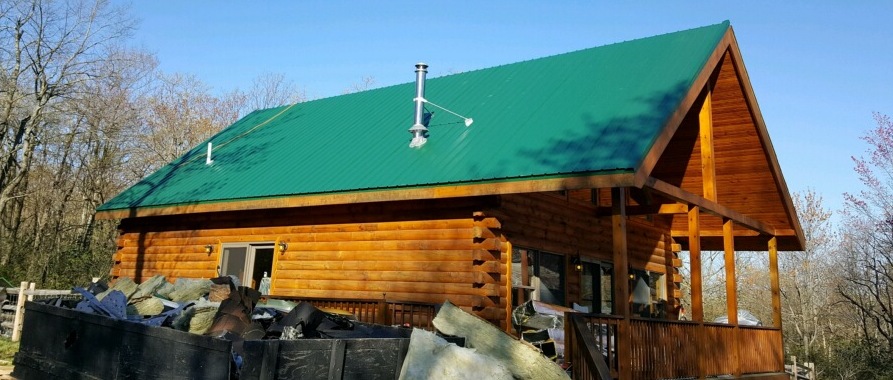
112 197 509 325
493 193 674 305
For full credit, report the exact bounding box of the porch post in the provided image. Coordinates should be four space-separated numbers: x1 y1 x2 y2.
611 187 632 379
723 219 741 376
688 205 706 379
768 237 782 328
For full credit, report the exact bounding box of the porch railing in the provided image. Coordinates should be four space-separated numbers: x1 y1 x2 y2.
276 295 437 330
566 313 784 379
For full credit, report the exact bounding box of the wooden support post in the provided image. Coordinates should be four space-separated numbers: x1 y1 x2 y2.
723 219 741 377
699 89 717 202
377 296 389 325
688 207 703 322
688 206 706 379
11 281 28 342
611 187 632 380
769 237 782 328
504 241 513 333
663 233 677 317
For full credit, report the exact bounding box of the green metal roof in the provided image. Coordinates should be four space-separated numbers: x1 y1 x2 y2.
98 21 730 213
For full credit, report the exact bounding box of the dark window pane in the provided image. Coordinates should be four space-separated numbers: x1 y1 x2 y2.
536 252 565 305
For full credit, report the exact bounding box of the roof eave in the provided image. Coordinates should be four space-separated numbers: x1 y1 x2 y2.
94 172 638 220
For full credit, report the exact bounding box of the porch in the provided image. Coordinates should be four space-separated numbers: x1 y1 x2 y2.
566 313 786 380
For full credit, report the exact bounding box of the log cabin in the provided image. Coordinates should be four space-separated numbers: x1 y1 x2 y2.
96 21 803 379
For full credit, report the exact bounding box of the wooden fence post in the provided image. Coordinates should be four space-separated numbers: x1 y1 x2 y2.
11 281 27 342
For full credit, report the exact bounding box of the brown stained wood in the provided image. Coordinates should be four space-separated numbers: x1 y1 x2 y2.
723 220 739 324
688 205 707 379
502 240 513 332
96 173 637 220
276 260 505 274
645 176 774 236
723 219 742 377
266 270 498 284
273 279 500 297
123 218 475 239
664 233 679 315
769 237 782 328
699 89 718 202
688 206 704 322
120 226 475 246
473 226 497 239
612 187 632 380
635 25 734 185
114 269 216 279
116 261 216 270
271 288 494 308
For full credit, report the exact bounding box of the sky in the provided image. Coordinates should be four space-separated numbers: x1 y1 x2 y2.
123 1 893 223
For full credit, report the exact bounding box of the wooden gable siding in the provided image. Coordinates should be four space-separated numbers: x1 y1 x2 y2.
650 50 795 248
489 193 678 305
112 196 511 326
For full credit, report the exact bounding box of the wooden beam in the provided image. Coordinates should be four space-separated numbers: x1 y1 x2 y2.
768 237 782 328
597 202 689 216
688 205 707 379
723 219 741 377
699 89 717 202
670 228 761 238
644 176 776 236
688 206 703 322
611 187 632 380
96 173 638 220
664 234 678 316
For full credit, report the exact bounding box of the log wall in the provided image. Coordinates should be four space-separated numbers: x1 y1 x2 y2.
491 193 677 305
112 196 510 326
112 192 679 326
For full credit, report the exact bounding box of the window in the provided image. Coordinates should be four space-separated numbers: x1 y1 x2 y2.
512 248 566 306
581 261 614 314
630 269 667 318
220 243 274 290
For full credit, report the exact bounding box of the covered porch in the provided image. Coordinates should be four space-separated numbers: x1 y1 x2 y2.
561 181 792 379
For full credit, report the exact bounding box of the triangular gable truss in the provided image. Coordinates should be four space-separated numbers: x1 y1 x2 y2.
634 26 804 251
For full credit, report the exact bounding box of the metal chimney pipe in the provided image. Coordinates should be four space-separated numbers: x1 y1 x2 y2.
408 62 428 147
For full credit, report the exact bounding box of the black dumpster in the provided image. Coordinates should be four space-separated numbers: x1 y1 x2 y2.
13 301 433 380
13 301 233 380
241 338 411 380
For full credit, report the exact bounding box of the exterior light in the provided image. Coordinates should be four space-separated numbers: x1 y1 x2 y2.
204 244 213 254
572 257 583 272
278 241 288 253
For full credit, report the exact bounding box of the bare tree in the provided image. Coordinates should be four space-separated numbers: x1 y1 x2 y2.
835 112 893 372
241 72 303 112
780 189 837 362
0 0 135 270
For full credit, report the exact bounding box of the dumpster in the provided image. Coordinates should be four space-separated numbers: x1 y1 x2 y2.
13 301 233 380
12 301 442 380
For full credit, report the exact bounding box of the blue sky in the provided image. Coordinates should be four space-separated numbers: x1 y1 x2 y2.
124 1 893 221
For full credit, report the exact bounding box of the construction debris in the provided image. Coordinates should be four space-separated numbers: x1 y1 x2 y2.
399 328 513 380
432 300 570 380
512 299 579 357
14 277 568 380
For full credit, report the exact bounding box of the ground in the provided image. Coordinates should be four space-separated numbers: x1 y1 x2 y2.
0 336 16 378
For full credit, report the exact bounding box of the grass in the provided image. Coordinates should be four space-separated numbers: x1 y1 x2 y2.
0 336 17 364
